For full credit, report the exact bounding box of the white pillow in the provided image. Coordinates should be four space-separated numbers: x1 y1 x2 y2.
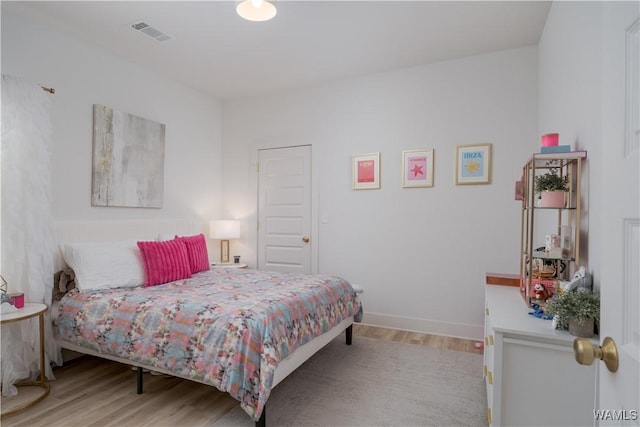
157 233 176 241
62 241 145 291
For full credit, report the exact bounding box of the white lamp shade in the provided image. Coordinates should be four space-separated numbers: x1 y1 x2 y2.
236 0 277 22
210 220 241 240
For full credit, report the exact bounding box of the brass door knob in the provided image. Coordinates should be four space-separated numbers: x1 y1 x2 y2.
573 336 619 373
302 236 309 243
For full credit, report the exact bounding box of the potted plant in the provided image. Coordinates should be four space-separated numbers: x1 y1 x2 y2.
544 290 599 337
535 168 569 208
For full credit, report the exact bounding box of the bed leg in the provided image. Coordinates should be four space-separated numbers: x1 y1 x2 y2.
137 367 143 394
346 324 353 345
255 406 266 427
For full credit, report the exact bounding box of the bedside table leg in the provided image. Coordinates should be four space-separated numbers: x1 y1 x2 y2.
39 312 45 383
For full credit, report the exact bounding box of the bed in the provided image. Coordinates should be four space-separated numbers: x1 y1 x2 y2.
51 220 362 426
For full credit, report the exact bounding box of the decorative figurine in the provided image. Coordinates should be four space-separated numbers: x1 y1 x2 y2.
532 283 551 302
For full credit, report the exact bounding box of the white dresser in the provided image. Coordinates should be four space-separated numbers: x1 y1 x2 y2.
484 284 597 426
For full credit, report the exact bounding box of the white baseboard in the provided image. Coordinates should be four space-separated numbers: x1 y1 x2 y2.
360 312 484 341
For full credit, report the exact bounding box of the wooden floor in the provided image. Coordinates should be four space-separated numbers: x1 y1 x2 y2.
1 325 482 426
354 324 483 354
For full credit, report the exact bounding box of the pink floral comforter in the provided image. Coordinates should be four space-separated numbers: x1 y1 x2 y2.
57 268 362 420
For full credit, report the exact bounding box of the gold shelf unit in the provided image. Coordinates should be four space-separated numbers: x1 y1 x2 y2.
519 151 587 305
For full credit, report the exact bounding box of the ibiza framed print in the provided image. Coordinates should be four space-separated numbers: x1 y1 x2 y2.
455 143 492 185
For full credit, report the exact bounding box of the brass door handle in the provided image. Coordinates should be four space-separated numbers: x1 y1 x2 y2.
302 236 309 243
573 336 619 373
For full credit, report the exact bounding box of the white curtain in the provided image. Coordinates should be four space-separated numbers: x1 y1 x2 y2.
1 75 59 396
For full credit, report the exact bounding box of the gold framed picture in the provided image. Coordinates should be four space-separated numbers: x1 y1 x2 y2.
402 148 434 188
455 143 492 185
352 152 381 190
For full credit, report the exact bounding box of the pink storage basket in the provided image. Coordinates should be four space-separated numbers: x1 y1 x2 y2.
541 133 559 147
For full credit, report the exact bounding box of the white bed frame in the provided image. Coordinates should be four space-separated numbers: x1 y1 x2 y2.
53 219 354 426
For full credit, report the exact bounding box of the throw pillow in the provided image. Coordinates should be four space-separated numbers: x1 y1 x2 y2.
176 233 211 274
62 241 145 291
137 239 192 287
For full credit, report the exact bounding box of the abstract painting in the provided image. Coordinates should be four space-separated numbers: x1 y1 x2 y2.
91 104 165 208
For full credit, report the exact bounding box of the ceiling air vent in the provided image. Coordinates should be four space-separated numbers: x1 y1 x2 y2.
130 21 172 42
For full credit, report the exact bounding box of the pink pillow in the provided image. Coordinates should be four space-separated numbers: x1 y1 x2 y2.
176 234 210 274
137 239 192 287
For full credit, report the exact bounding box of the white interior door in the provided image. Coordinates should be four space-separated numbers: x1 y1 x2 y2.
257 145 312 273
598 3 639 425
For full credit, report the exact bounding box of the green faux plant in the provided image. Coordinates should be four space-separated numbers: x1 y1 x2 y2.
544 290 600 330
535 169 569 193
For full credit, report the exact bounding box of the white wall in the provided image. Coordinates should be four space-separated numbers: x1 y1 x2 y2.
222 46 538 339
538 1 605 283
538 1 640 411
537 1 638 292
2 5 222 233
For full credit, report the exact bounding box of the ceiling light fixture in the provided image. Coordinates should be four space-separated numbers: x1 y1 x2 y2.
236 0 277 22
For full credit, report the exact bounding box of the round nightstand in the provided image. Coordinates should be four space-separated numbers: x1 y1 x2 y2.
0 303 50 417
211 263 248 269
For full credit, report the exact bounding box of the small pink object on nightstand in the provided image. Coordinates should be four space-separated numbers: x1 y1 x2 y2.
7 293 24 308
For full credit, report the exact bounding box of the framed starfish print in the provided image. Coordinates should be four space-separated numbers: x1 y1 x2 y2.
455 143 492 185
402 149 434 188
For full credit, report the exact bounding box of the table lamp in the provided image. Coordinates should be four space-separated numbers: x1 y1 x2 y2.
210 220 240 264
